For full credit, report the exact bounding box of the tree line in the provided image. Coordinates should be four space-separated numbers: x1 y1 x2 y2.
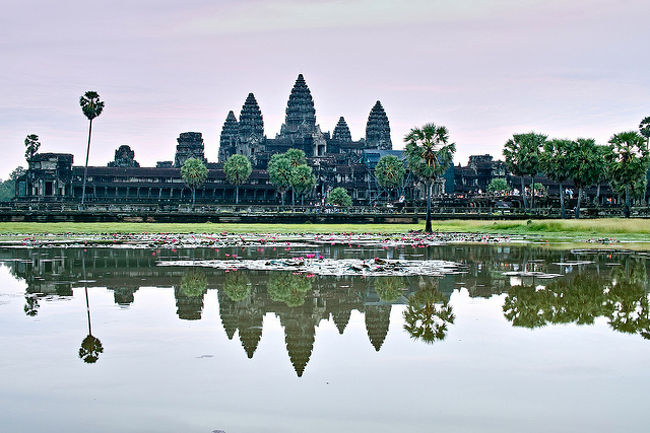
501 118 650 219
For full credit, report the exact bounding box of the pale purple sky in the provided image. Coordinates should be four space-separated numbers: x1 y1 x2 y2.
1 0 649 178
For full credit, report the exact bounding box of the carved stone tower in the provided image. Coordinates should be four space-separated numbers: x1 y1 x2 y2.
365 101 392 150
281 74 317 135
238 93 265 162
218 110 240 162
332 117 352 143
174 132 206 168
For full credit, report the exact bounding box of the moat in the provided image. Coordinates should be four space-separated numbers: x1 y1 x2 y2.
1 243 649 433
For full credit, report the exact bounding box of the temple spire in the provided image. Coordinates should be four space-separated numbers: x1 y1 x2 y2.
365 101 392 150
239 93 264 141
282 74 317 134
332 116 352 143
365 305 391 352
218 110 239 163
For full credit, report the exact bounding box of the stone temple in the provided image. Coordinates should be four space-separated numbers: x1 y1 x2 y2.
217 74 393 168
16 74 437 205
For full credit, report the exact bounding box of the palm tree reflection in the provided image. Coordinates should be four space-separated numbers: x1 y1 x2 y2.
502 272 650 339
403 280 455 343
24 295 39 317
78 252 103 363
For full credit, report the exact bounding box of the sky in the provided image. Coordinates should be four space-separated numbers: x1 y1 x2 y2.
1 0 649 178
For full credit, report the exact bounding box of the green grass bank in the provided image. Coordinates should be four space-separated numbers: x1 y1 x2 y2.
0 219 649 239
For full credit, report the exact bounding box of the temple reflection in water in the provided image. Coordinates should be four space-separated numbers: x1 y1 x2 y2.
2 245 649 376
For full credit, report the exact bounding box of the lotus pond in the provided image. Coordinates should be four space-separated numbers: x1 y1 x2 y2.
0 239 649 433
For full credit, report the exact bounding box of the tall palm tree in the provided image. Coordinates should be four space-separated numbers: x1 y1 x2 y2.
404 123 455 233
503 133 544 210
607 131 649 218
79 91 105 205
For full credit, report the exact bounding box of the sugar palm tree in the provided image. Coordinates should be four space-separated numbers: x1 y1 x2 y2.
503 132 544 209
540 139 572 218
607 131 649 218
79 91 105 205
404 123 455 233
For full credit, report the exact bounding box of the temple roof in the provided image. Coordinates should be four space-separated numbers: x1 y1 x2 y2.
332 117 352 143
221 111 239 138
282 74 317 134
239 93 264 140
366 101 392 150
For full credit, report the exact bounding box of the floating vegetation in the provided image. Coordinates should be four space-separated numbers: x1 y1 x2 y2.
157 257 461 277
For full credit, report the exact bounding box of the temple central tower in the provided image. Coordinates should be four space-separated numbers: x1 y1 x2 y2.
280 74 317 135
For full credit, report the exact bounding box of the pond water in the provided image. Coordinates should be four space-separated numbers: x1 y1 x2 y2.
0 244 649 433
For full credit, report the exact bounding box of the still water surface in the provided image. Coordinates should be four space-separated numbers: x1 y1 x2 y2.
1 244 649 433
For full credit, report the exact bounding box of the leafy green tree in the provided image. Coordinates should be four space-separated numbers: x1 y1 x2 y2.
24 134 40 160
540 139 572 218
268 154 292 205
375 155 406 200
0 167 25 202
181 157 208 206
282 149 307 205
487 178 509 194
9 167 25 180
290 164 316 205
285 148 307 167
606 131 650 218
503 132 545 209
404 123 456 233
79 91 105 205
268 272 312 307
568 138 604 219
224 154 252 204
180 269 208 297
374 277 405 303
223 272 251 302
328 186 352 207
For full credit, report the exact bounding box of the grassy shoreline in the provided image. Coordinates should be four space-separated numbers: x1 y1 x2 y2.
0 219 649 239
